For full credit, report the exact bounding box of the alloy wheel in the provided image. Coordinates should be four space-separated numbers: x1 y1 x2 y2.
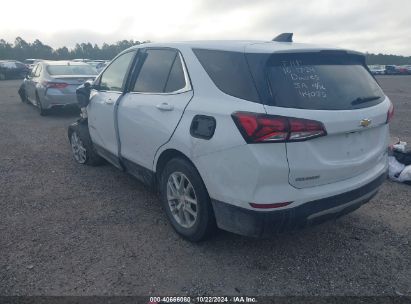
166 172 198 228
70 132 87 164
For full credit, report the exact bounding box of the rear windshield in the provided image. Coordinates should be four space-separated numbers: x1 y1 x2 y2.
46 65 97 76
193 49 384 110
264 53 384 110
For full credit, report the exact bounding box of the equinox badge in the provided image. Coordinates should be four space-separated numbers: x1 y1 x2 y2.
360 119 372 127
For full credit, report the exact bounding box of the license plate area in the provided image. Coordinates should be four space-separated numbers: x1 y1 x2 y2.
343 130 367 158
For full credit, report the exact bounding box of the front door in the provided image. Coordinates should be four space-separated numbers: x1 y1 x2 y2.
88 50 136 165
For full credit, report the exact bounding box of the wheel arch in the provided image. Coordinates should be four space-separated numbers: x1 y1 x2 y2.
67 119 88 141
156 149 193 178
155 149 209 194
67 124 75 140
155 147 218 241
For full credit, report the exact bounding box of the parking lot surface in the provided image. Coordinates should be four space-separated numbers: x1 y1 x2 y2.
0 77 410 296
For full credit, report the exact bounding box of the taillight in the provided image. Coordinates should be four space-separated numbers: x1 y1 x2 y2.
289 118 326 141
232 112 288 142
387 102 394 123
44 82 69 89
232 112 327 143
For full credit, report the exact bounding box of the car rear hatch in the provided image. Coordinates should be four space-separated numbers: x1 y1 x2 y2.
245 48 391 188
45 63 97 93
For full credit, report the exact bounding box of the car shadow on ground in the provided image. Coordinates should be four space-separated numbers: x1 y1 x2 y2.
23 101 80 118
47 106 80 117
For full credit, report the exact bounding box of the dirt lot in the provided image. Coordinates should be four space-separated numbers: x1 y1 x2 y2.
0 77 410 296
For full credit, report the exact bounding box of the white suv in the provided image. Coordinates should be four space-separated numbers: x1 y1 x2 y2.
68 39 393 241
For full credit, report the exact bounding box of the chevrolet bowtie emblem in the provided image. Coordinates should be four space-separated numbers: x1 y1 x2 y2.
360 119 372 127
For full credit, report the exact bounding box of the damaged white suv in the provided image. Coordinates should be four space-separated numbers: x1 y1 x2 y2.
69 37 393 241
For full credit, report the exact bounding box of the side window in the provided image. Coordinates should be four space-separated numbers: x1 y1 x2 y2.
133 49 186 93
34 65 42 77
30 65 38 77
193 49 260 102
100 51 135 91
165 55 186 93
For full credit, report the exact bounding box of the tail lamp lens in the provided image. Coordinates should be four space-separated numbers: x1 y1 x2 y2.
232 112 327 143
44 82 69 89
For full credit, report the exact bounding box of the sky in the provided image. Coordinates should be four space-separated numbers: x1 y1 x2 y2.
1 0 410 55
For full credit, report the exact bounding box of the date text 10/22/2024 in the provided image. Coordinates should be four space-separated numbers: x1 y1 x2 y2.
149 296 257 303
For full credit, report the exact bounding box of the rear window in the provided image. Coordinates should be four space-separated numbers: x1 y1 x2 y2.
46 64 97 76
264 53 384 110
193 49 260 102
194 49 384 110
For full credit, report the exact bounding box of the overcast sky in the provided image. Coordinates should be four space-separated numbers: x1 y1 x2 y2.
1 0 410 55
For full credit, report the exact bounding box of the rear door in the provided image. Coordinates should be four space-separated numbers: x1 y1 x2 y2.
118 48 193 170
87 50 136 164
258 52 390 188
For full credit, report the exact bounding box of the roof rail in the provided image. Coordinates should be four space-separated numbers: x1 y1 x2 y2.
272 33 293 43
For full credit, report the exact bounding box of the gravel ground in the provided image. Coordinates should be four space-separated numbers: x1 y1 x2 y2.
0 77 410 296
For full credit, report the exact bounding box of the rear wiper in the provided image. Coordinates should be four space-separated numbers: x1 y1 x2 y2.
351 96 381 105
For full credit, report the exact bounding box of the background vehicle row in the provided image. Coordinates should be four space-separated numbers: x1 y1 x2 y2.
19 61 97 115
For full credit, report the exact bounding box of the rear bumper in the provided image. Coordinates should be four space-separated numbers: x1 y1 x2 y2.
43 92 77 109
211 171 387 237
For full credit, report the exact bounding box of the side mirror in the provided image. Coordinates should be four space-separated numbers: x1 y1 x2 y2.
76 82 91 107
90 83 100 91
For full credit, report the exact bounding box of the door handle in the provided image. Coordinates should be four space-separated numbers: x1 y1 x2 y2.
156 102 174 111
104 98 114 105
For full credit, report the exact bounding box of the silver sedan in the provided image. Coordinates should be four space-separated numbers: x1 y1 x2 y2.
19 61 97 115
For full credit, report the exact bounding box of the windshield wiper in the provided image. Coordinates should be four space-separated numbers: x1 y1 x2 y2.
351 96 381 105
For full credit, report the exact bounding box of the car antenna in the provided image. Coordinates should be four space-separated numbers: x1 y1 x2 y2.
272 33 293 42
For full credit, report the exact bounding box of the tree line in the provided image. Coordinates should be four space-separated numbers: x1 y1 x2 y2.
0 37 146 61
1 37 411 64
364 53 411 65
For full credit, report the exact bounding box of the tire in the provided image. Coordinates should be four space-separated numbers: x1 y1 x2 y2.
18 85 28 103
36 92 49 116
68 122 104 166
160 158 217 242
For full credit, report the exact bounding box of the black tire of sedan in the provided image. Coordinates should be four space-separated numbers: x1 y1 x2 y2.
36 92 49 116
68 122 103 166
160 158 217 242
18 86 28 103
